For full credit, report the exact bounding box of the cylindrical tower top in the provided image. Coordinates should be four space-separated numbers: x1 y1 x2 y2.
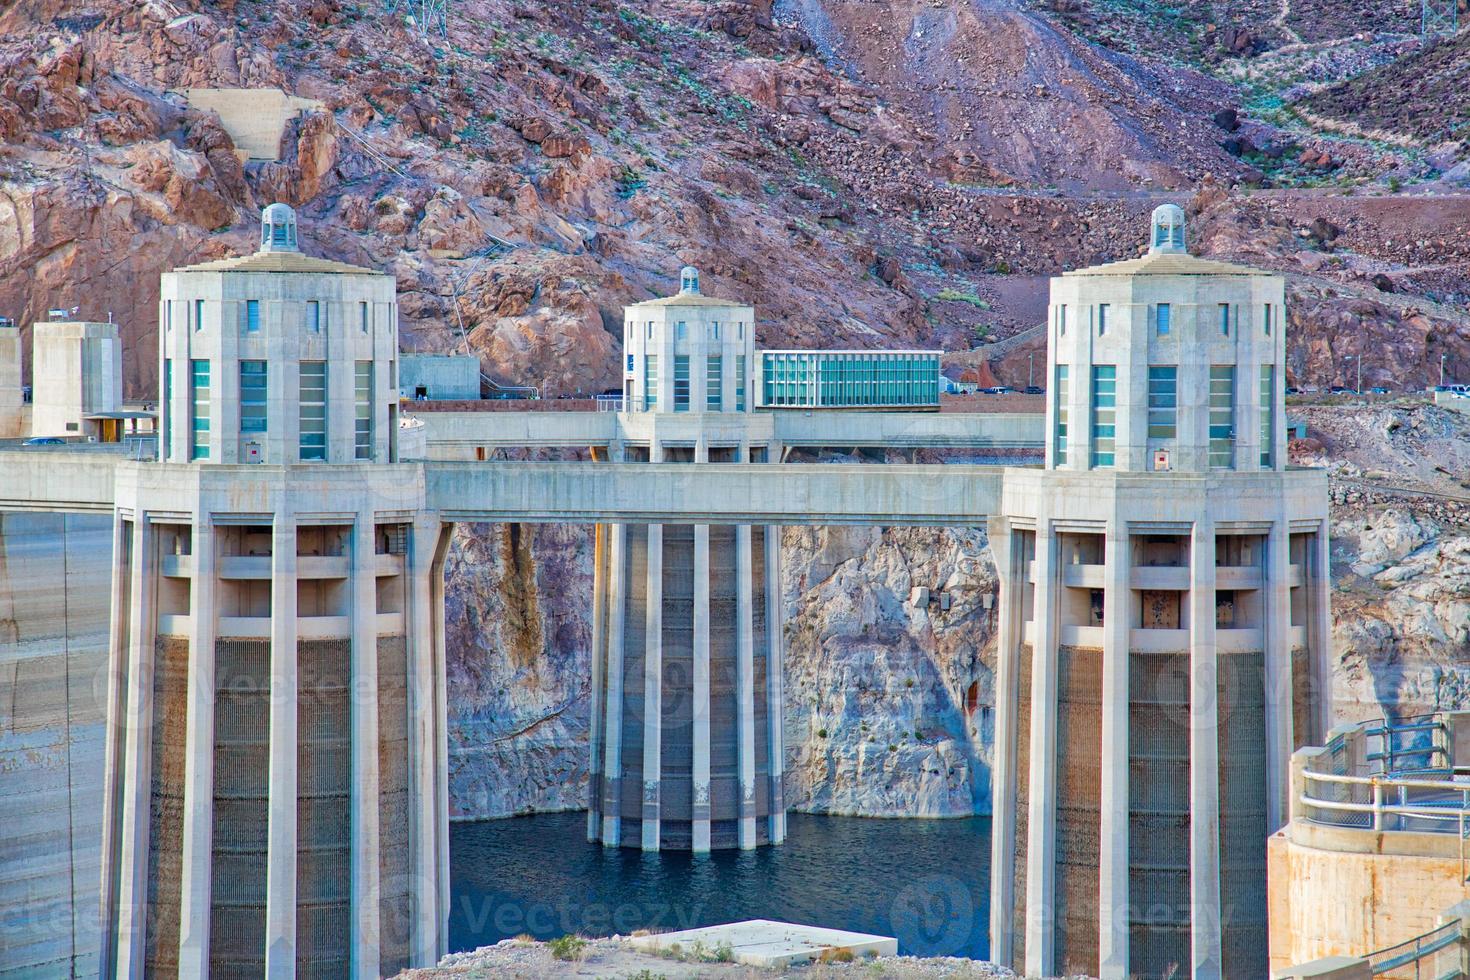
260 203 300 253
1044 209 1288 474
621 268 755 414
1150 204 1187 255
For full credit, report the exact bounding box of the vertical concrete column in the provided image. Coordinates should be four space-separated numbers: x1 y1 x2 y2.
641 524 664 852
764 525 786 845
588 524 607 843
112 517 156 979
1099 519 1131 979
986 518 1019 967
735 523 758 850
692 523 712 852
98 515 130 976
1024 519 1059 979
177 518 217 973
1263 518 1293 832
1308 524 1333 744
1188 519 1222 980
600 524 627 846
428 525 453 957
350 518 382 979
265 516 298 977
407 516 442 965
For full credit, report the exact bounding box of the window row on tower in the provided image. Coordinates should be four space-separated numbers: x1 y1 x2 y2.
164 298 383 335
163 358 377 463
1054 302 1278 338
1055 363 1275 470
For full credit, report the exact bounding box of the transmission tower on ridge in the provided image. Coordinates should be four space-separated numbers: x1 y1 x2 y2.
1423 0 1458 38
385 0 448 38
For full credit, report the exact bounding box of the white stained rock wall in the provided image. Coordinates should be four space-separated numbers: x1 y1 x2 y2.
442 522 1000 821
1331 503 1470 723
779 525 997 817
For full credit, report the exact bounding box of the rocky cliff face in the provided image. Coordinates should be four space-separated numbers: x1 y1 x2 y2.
4 0 1467 401
444 521 999 819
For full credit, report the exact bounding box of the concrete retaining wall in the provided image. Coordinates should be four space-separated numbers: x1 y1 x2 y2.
1267 825 1470 973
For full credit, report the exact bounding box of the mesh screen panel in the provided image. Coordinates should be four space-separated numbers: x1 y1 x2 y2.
618 526 647 848
1012 644 1032 973
378 635 413 974
296 639 351 979
661 525 695 813
145 636 189 976
1218 650 1267 977
1129 650 1191 978
1054 645 1101 976
709 527 738 824
210 639 270 976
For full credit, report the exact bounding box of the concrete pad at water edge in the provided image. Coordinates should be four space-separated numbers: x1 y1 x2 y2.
628 919 898 967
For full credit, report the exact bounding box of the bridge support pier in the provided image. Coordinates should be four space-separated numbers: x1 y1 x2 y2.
589 520 785 851
98 467 448 977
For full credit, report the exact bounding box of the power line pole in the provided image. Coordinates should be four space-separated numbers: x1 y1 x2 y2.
1423 0 1457 39
385 0 448 39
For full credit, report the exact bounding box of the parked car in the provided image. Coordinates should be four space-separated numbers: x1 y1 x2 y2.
22 436 65 446
1368 386 1390 395
982 386 1015 395
1023 385 1044 395
1285 386 1301 395
1327 385 1352 394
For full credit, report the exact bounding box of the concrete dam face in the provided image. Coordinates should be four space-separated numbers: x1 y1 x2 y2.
0 512 112 977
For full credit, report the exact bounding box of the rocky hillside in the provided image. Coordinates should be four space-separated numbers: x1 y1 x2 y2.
2 0 1468 401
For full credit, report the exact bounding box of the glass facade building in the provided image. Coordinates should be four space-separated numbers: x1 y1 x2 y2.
757 350 940 409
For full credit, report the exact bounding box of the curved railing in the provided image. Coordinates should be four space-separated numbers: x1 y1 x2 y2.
1301 768 1470 835
1296 711 1470 837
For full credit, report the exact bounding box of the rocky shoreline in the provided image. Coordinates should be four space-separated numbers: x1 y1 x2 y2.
395 936 1038 980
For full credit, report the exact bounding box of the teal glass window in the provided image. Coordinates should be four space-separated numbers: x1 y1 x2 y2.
190 359 210 460
707 355 722 411
1147 366 1177 439
299 361 327 460
1260 365 1274 469
1091 365 1116 468
355 361 373 459
1054 365 1069 465
1210 365 1235 468
240 361 267 434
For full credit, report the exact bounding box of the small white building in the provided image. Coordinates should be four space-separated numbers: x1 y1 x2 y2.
0 317 23 438
30 320 124 440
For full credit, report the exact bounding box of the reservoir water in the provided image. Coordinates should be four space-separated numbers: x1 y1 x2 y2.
449 811 992 959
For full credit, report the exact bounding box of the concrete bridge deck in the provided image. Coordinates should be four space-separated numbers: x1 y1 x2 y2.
414 410 1045 452
0 451 1010 525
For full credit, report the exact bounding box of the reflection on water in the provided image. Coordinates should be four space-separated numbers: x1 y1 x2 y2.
449 811 991 958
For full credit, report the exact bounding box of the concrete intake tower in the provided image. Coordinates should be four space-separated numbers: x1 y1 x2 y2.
988 206 1333 979
98 205 449 978
587 268 787 851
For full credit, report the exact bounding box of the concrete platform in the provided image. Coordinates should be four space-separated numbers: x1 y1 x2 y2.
628 919 898 968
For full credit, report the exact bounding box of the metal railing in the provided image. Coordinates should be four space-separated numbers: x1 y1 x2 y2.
1301 769 1470 835
1366 918 1462 978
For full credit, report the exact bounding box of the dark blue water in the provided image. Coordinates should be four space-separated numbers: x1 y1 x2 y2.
449 811 991 959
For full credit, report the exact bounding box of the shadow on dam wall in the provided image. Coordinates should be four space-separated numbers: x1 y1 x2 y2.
0 512 111 977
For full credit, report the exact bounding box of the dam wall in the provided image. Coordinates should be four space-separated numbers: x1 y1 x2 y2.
0 512 112 977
